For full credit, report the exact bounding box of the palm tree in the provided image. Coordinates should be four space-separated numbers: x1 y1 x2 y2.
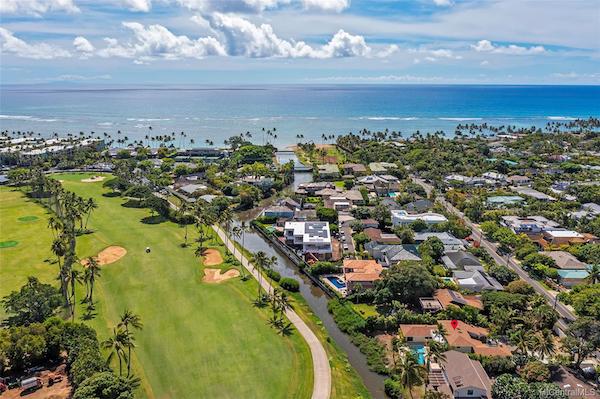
231 226 245 277
395 351 427 399
102 327 130 376
118 310 143 377
251 251 271 301
85 256 101 307
426 340 447 371
586 264 600 284
67 269 84 320
510 329 532 355
530 329 555 360
83 198 98 230
177 202 191 247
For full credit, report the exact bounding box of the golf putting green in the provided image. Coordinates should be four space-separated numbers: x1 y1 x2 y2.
18 215 39 222
0 241 19 248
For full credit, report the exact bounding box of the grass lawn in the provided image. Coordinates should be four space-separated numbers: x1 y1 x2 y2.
233 242 371 399
14 173 313 399
352 304 379 319
0 187 56 321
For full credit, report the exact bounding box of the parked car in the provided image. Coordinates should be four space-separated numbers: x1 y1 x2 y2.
20 377 42 391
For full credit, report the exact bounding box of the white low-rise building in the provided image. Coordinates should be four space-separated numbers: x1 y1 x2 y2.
391 210 448 227
284 221 332 257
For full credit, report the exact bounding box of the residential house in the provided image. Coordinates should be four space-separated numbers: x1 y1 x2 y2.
511 186 556 201
263 206 295 219
482 171 507 184
359 219 379 229
365 243 421 267
363 227 402 245
293 209 317 221
569 203 600 220
295 181 335 195
284 221 332 259
543 251 590 287
442 251 483 271
485 195 525 208
506 175 531 186
542 230 588 246
501 215 560 234
380 197 402 210
428 350 493 399
357 174 400 195
341 189 365 205
317 164 340 179
342 259 383 291
179 183 208 196
433 289 483 310
341 163 367 176
369 162 397 175
391 210 448 227
486 195 525 208
404 199 434 214
437 320 512 356
399 324 442 343
414 232 464 252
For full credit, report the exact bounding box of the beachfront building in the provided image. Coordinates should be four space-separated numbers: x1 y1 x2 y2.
391 210 448 227
428 350 493 399
342 259 383 291
284 221 332 259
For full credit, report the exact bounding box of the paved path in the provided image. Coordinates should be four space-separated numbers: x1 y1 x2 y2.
213 225 332 399
412 177 576 333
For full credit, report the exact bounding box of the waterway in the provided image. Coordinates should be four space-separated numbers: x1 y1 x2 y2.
236 152 387 398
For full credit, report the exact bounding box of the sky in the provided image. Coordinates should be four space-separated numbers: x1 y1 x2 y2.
1 0 599 85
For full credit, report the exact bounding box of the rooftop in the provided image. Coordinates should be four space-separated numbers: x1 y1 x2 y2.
542 251 588 270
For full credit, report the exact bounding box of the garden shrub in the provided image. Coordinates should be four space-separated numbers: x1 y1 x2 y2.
280 277 300 292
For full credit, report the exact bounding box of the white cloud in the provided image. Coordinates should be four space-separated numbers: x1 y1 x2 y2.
97 22 226 61
433 0 453 6
410 47 462 63
302 0 349 12
0 27 71 59
472 39 545 54
48 74 112 81
480 60 489 65
204 13 371 58
73 36 94 53
174 0 285 13
308 74 445 83
375 44 398 58
120 0 152 12
0 0 79 15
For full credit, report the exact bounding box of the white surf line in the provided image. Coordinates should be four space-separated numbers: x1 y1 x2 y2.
213 225 332 399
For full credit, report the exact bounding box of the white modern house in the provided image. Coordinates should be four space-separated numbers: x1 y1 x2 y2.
391 210 448 227
284 221 332 259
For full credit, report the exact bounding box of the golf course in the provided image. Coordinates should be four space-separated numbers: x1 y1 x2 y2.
0 173 313 399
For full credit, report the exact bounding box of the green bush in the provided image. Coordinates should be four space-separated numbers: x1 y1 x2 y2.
280 277 300 292
309 261 340 275
265 269 281 282
351 333 388 374
384 378 403 399
328 299 367 334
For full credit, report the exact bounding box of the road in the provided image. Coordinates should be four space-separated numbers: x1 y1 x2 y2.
158 193 332 399
214 225 332 399
412 177 576 332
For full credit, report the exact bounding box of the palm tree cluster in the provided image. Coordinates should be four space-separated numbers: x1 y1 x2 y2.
250 251 277 305
25 169 96 319
102 310 143 377
267 288 293 336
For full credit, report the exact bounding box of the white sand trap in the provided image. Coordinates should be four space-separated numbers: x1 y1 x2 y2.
81 175 106 183
203 248 224 266
203 268 240 283
82 246 127 266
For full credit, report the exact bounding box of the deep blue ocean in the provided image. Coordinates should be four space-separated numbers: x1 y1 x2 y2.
1 84 598 147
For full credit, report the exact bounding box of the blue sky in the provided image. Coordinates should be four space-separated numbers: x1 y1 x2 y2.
1 0 599 85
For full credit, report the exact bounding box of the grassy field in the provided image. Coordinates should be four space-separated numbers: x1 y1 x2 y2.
0 187 56 321
2 173 313 399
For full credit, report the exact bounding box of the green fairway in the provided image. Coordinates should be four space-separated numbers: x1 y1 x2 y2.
4 174 313 399
0 187 56 321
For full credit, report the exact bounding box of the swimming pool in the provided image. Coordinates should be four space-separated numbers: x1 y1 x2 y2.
325 276 346 289
409 344 426 365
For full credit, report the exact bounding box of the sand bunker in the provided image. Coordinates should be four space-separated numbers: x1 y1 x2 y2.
203 248 224 266
82 246 127 266
81 175 106 183
203 268 240 283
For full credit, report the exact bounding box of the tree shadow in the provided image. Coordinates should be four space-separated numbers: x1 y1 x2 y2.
122 199 144 208
81 309 97 321
102 192 121 198
141 215 167 225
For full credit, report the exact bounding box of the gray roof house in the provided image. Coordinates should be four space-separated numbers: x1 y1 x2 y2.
365 243 421 267
414 232 464 252
428 350 493 399
442 251 483 271
453 270 504 292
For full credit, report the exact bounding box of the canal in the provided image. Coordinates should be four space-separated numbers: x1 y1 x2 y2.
235 151 387 398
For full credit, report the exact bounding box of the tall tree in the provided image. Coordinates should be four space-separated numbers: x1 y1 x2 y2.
118 310 143 377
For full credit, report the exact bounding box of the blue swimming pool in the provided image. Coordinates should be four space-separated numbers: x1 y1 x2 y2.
409 344 426 365
325 276 346 289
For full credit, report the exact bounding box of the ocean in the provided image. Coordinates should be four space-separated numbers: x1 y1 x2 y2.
1 84 599 147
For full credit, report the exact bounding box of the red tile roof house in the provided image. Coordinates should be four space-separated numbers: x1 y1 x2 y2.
399 321 512 357
342 259 383 291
